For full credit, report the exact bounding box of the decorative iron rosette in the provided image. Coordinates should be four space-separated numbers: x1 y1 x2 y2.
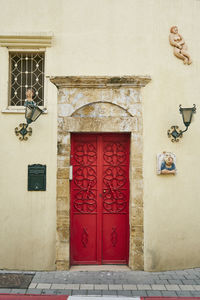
167 126 182 142
15 123 32 141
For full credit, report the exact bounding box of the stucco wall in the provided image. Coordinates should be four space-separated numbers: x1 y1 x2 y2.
0 0 200 270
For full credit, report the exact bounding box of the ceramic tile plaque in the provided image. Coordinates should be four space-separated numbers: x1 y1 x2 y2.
157 152 176 175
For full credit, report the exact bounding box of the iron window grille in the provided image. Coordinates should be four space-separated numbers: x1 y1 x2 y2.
9 52 45 106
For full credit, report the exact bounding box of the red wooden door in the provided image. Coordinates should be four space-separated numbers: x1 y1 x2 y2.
70 133 130 265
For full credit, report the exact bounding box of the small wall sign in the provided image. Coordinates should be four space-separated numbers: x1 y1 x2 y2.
28 164 46 191
157 152 176 175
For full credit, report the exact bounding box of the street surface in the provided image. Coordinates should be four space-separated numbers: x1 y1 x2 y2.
1 267 200 298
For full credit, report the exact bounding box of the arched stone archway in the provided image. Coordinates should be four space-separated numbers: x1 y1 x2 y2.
71 101 133 117
50 76 151 270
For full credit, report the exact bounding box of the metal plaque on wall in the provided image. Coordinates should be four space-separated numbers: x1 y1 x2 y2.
28 164 46 191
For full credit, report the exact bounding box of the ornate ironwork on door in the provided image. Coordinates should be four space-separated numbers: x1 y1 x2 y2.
70 133 130 265
103 142 128 213
73 142 97 213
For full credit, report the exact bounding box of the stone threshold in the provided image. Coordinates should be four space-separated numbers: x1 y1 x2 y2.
69 265 130 272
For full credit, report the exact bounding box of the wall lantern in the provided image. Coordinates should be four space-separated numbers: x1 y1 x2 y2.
167 104 196 142
15 101 45 141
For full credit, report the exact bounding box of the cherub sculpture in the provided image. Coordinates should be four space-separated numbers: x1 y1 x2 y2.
169 26 192 65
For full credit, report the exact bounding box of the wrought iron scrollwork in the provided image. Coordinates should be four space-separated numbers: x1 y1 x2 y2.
15 123 32 141
103 142 128 213
73 142 97 213
167 126 183 142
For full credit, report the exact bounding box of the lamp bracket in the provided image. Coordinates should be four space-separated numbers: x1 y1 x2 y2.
15 123 32 141
168 104 196 142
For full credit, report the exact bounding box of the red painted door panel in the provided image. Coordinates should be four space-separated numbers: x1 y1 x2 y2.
70 133 130 265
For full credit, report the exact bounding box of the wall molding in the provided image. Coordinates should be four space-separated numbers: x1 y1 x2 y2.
0 33 53 48
50 75 151 88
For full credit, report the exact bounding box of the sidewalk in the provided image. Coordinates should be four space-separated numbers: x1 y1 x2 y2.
1 267 200 297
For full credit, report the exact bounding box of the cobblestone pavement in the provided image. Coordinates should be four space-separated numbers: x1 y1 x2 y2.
1 268 200 297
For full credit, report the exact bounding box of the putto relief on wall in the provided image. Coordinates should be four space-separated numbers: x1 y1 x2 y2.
169 26 192 65
157 152 176 175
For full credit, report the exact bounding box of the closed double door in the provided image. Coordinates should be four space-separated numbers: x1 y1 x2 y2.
70 133 130 265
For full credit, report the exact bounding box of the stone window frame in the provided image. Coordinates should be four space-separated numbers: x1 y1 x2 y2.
50 76 151 270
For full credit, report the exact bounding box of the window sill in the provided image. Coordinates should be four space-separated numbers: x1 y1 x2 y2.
2 108 47 114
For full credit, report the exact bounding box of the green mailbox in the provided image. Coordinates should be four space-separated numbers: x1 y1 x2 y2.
28 164 46 191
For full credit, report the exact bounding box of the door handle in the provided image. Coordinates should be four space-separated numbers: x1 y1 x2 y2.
69 165 73 180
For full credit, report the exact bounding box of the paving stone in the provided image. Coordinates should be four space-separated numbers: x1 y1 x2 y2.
87 279 107 284
171 275 186 280
95 284 108 290
72 290 87 295
179 284 195 290
160 271 174 275
130 279 155 284
161 291 177 296
159 275 173 280
181 279 196 285
147 290 162 296
109 284 123 290
176 290 193 297
102 290 117 295
155 279 169 284
131 290 147 296
192 291 200 296
137 284 151 290
80 284 93 290
123 284 137 290
56 289 72 295
151 284 166 290
168 279 183 284
26 288 43 294
185 275 198 279
31 275 42 282
175 270 188 276
10 289 27 294
0 288 11 293
36 279 54 284
28 283 37 289
165 284 180 290
187 275 197 280
37 283 51 289
52 284 79 290
195 280 200 284
87 290 102 296
41 289 58 295
118 290 133 296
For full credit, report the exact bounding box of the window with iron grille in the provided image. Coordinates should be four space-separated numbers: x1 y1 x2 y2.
9 52 45 106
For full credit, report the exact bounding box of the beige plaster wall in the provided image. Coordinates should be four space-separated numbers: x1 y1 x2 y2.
0 0 200 270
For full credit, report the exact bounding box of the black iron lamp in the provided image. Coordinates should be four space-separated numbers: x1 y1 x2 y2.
15 101 45 141
168 104 196 142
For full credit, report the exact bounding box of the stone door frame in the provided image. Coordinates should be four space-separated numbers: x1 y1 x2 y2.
50 76 151 270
